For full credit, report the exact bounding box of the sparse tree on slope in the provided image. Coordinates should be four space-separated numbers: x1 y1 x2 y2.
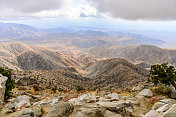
149 63 176 90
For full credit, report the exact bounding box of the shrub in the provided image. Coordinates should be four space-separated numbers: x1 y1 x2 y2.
58 88 64 92
76 86 84 91
152 85 171 95
52 87 57 93
0 67 15 100
149 63 176 90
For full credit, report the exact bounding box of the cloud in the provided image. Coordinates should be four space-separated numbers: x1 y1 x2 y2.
0 0 74 18
0 0 71 13
89 0 176 20
0 0 102 19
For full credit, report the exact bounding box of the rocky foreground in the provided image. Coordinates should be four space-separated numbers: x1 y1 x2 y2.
1 76 176 117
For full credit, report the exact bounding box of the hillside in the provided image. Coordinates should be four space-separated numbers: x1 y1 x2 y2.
12 58 148 91
87 45 176 67
84 58 148 89
0 42 92 72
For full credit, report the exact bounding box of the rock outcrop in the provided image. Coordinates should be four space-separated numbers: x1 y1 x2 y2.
0 74 7 106
45 102 74 117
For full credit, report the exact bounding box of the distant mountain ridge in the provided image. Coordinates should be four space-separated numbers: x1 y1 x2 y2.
0 22 165 48
87 44 176 67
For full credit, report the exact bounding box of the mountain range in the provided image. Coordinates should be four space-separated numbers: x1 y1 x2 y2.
0 22 175 90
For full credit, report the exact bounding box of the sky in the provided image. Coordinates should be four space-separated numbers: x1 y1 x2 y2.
0 0 176 33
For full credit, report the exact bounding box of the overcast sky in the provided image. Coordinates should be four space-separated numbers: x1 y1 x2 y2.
0 0 176 20
0 0 176 31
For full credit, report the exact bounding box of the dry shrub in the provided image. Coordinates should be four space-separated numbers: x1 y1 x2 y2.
152 85 171 96
27 88 35 95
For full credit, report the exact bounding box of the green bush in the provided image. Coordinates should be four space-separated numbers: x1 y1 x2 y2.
149 63 176 90
52 87 57 93
0 67 15 100
76 86 84 91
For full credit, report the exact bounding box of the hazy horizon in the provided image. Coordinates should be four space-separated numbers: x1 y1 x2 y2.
0 0 176 48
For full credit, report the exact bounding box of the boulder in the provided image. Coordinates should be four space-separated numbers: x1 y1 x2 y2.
0 74 8 106
45 101 74 117
38 100 50 107
163 104 176 117
78 93 96 103
14 95 31 107
50 98 58 106
32 107 42 117
159 99 175 105
131 85 144 91
17 100 27 110
113 115 122 117
99 97 111 102
136 89 153 98
105 93 119 101
156 104 170 112
97 101 133 116
68 98 81 105
170 87 176 99
75 108 104 117
19 108 34 117
144 110 159 117
104 110 122 117
126 98 139 105
99 91 107 97
152 102 166 110
104 110 117 117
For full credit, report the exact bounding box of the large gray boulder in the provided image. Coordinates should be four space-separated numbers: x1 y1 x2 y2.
19 108 34 117
152 102 166 110
32 107 42 117
144 110 159 117
75 107 104 117
13 95 31 108
0 74 8 106
163 104 176 117
97 101 133 116
136 89 153 98
45 101 74 117
159 99 175 105
78 93 97 103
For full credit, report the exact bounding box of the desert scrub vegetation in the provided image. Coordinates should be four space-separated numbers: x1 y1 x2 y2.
149 63 176 90
0 67 15 100
152 85 171 96
76 86 84 91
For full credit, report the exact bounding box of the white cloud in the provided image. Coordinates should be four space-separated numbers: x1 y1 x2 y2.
0 0 104 19
90 0 176 20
